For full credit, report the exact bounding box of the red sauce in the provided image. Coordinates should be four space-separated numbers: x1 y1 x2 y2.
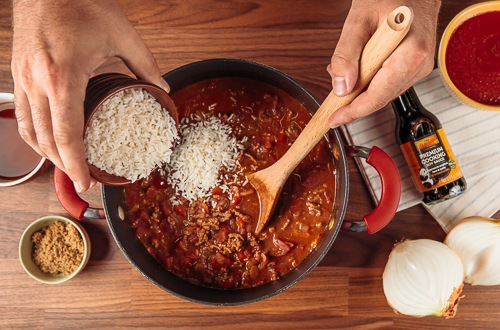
124 77 336 289
0 107 43 179
445 11 500 105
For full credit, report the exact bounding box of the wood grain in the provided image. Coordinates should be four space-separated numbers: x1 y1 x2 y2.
1 1 499 329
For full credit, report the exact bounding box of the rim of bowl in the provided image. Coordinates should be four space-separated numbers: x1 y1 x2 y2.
19 215 91 284
83 75 178 185
438 1 500 111
0 95 49 187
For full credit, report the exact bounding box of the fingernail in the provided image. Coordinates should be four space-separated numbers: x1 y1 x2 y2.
89 178 97 189
160 78 170 93
333 77 347 96
74 182 83 193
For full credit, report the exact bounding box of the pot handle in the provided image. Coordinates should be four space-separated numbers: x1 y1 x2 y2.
54 166 106 220
341 145 401 234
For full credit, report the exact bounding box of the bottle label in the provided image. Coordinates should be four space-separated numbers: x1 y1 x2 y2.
400 128 463 193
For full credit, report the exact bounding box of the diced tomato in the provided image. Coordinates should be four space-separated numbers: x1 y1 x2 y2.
235 218 247 236
175 239 188 252
173 204 187 217
215 229 228 243
161 255 174 269
236 251 246 261
135 225 152 238
231 186 242 206
231 195 242 206
194 261 206 275
185 252 198 262
160 201 171 216
137 209 150 222
212 186 223 196
153 175 168 190
178 256 190 270
210 257 218 270
220 222 230 232
215 252 232 268
271 237 293 257
276 133 287 144
146 186 156 198
188 231 199 244
222 281 234 289
243 247 253 258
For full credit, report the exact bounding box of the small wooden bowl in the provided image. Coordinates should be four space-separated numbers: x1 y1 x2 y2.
438 1 500 111
19 216 91 284
84 73 178 185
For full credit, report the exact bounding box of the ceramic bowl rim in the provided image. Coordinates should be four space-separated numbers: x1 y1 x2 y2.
19 215 91 284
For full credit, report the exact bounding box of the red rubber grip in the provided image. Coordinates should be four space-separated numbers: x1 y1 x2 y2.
54 166 89 220
363 146 401 233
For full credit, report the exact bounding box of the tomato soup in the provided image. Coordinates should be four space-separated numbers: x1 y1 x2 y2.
445 11 500 105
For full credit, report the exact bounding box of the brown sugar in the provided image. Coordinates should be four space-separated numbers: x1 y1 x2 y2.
31 221 84 275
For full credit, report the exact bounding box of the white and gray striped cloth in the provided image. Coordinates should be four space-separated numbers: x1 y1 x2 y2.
343 69 500 233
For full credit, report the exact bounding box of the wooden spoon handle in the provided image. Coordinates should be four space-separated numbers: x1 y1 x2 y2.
276 6 414 177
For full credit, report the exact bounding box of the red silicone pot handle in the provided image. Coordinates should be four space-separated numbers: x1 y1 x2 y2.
54 166 106 220
343 146 401 234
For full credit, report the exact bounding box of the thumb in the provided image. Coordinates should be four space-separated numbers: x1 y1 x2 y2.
115 25 170 93
329 14 373 97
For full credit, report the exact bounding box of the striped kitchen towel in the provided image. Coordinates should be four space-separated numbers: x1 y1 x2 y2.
342 69 500 233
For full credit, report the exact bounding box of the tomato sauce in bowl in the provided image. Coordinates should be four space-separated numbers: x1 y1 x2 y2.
445 10 500 106
123 77 336 289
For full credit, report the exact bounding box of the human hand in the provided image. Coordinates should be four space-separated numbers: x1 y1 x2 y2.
327 0 441 128
11 0 169 192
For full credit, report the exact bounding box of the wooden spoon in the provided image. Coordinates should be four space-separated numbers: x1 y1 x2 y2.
247 6 414 234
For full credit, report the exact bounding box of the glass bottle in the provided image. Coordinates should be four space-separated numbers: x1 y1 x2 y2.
392 87 467 205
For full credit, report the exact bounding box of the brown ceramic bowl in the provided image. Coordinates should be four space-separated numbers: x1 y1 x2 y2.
83 73 179 185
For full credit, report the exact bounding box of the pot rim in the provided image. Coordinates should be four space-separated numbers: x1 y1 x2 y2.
104 58 349 305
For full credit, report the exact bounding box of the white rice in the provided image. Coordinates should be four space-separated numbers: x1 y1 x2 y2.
166 116 244 202
84 88 178 182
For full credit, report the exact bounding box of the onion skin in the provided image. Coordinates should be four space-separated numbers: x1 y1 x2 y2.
383 239 464 318
445 216 500 286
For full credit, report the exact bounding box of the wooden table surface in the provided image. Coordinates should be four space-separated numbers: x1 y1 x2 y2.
1 0 499 329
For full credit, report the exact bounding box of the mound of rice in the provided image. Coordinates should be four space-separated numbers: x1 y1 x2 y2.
84 88 178 182
166 115 244 202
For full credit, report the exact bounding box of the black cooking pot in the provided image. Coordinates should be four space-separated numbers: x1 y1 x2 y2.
54 58 401 305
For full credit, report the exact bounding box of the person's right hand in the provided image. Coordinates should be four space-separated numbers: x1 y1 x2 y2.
11 0 169 192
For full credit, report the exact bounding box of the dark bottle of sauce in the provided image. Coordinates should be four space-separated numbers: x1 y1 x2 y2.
392 87 467 205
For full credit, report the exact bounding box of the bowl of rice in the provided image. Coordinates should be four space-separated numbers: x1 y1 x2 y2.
83 73 179 185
